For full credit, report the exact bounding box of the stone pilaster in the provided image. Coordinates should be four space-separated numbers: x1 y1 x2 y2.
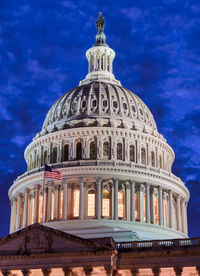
62 179 68 220
139 184 145 222
130 180 135 221
177 195 181 231
23 188 29 228
96 177 102 219
16 193 22 230
150 187 156 224
33 184 40 223
114 178 119 220
10 197 17 233
158 186 163 226
146 183 150 223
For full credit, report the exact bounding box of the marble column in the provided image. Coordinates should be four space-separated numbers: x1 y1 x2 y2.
16 193 22 230
33 184 40 223
183 200 188 235
146 183 150 223
150 187 156 224
53 184 59 220
62 267 72 276
62 179 68 220
96 177 102 219
47 182 53 221
83 267 93 276
114 178 119 220
10 197 17 233
152 268 161 276
23 188 29 228
42 268 51 276
79 177 84 219
177 195 182 231
173 267 182 276
43 185 48 223
169 190 174 228
130 180 135 221
158 186 163 226
139 184 145 222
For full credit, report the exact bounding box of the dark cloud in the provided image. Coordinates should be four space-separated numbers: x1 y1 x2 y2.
0 1 200 238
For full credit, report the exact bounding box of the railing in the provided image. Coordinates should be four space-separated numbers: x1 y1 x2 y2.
116 238 200 249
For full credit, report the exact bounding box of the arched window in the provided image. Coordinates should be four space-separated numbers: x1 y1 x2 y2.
72 189 80 217
52 147 57 164
117 143 123 160
90 141 96 159
159 155 162 169
141 147 146 165
58 189 63 219
103 141 110 160
151 151 155 167
118 191 124 218
155 197 159 224
88 190 95 217
43 150 47 165
102 189 111 217
130 145 135 162
135 192 139 221
76 142 82 160
38 194 43 223
63 144 69 161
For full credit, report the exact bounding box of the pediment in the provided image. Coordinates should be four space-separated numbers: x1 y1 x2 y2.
0 224 107 256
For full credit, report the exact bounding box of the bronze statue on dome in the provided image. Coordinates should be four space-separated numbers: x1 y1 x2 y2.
96 12 105 33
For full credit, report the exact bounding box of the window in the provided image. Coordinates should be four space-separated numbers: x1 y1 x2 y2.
43 150 47 165
58 189 63 219
52 147 57 163
76 142 82 160
38 194 43 223
130 145 135 162
151 151 155 167
146 112 149 119
113 100 118 108
88 190 95 217
103 141 110 159
90 141 96 159
139 108 143 116
102 189 111 217
135 193 139 220
92 99 97 108
123 102 127 110
73 189 80 217
63 144 69 161
131 105 136 113
82 100 87 108
141 147 146 165
117 143 123 160
118 191 124 218
155 197 159 224
103 99 108 107
71 101 77 111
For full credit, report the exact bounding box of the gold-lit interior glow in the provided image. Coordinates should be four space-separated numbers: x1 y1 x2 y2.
88 191 95 217
30 197 34 224
38 194 43 223
51 192 54 220
73 189 80 217
102 189 110 217
135 193 138 220
58 190 63 219
118 191 124 218
155 197 159 224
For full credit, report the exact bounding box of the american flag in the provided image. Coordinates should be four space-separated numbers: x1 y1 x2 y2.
44 164 63 180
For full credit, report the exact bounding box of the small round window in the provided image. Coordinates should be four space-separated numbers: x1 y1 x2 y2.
123 102 128 110
103 99 108 108
92 100 97 108
131 105 136 113
113 100 118 108
82 100 87 108
139 108 143 116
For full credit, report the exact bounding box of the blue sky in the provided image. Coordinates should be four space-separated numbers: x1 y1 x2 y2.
0 0 200 237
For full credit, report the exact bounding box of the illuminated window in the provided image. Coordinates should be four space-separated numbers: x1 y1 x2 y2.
117 143 123 160
103 141 110 159
141 147 146 165
155 197 159 224
135 193 139 220
51 192 54 220
51 147 57 163
90 141 96 159
58 189 63 219
88 190 95 217
130 145 135 162
102 189 111 217
19 202 23 228
63 144 69 161
76 142 82 160
118 191 124 218
38 194 43 223
151 151 155 167
30 197 34 224
43 150 47 165
73 189 80 217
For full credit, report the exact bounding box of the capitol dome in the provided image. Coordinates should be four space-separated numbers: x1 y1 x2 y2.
9 13 189 242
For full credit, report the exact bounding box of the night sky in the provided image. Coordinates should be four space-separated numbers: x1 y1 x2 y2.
0 0 200 238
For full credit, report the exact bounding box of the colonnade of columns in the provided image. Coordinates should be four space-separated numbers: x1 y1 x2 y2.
1 266 200 276
10 178 188 236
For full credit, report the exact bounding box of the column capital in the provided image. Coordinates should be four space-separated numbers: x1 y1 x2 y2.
146 182 150 189
140 184 145 192
42 268 51 276
113 178 119 184
159 185 163 192
130 179 135 186
53 184 59 191
79 177 84 185
25 188 30 194
83 266 93 275
34 184 40 191
62 178 67 185
96 176 102 184
18 192 23 199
